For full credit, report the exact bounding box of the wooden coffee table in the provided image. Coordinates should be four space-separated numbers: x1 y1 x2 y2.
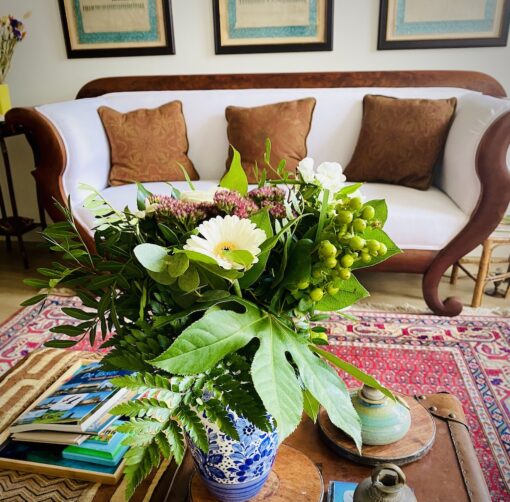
159 394 490 502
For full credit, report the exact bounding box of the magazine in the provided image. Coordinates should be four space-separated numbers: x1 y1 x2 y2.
10 363 132 433
328 481 358 502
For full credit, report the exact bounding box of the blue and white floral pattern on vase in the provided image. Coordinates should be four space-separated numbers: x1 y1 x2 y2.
187 409 279 502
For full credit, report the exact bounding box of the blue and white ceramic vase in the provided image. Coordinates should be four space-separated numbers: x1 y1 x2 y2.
187 409 279 502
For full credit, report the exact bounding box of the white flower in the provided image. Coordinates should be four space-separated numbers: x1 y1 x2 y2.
184 215 266 270
315 162 346 194
297 157 315 183
180 189 218 204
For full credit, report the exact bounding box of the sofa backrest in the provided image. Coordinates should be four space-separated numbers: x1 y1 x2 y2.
37 86 478 205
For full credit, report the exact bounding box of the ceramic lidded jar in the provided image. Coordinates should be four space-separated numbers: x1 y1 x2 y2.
351 385 411 445
353 464 417 502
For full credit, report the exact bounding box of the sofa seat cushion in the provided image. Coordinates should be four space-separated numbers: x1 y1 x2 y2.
73 181 468 251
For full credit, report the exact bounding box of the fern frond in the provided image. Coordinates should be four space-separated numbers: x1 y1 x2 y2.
200 397 239 441
116 417 166 436
124 442 160 500
154 431 172 459
177 405 208 452
164 420 185 465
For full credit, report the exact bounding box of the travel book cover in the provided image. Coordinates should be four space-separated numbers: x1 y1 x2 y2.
63 420 128 467
328 481 358 502
10 363 132 433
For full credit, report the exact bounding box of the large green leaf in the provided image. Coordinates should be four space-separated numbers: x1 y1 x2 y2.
314 274 369 311
285 334 362 451
364 199 387 226
280 239 313 289
134 244 168 273
150 305 265 374
136 183 152 210
251 317 303 440
312 347 395 402
219 146 248 195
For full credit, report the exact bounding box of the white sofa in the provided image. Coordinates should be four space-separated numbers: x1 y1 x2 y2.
7 71 510 316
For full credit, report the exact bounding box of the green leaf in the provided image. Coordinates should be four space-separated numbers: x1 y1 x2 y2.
50 325 87 336
147 269 176 286
264 138 271 164
150 306 264 374
165 420 185 464
136 182 152 210
177 406 208 452
251 317 303 440
286 336 362 451
178 266 200 292
223 250 254 268
134 243 168 273
280 239 313 289
314 275 369 311
44 340 78 348
220 145 248 195
167 253 190 277
20 294 47 307
312 347 395 402
61 307 96 321
336 182 363 198
303 388 320 422
23 278 49 289
315 189 330 244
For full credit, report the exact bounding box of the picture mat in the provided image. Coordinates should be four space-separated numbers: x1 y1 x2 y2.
386 0 506 40
218 0 328 46
62 0 167 50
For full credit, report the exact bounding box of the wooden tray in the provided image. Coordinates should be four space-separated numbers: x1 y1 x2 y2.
189 444 324 501
318 394 436 466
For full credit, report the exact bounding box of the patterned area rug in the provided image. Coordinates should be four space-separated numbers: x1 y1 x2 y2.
1 296 509 500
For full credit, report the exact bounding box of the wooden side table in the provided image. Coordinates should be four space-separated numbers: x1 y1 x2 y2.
450 216 510 307
0 121 46 268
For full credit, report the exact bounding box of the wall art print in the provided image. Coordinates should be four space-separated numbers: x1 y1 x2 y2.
379 0 510 49
58 0 174 58
212 0 333 54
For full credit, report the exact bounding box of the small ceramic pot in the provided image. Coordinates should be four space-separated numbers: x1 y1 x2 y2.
351 385 411 445
354 463 417 502
187 409 279 502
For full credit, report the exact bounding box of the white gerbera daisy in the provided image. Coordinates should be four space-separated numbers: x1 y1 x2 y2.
184 215 266 270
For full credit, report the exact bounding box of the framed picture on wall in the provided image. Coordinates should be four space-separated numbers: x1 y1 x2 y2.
212 0 333 54
379 0 510 49
58 0 175 58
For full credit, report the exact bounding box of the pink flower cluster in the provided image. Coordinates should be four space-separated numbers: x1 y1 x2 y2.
147 194 214 228
248 186 287 218
214 190 258 218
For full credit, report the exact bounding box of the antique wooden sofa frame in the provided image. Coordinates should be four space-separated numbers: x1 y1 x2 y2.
6 70 510 316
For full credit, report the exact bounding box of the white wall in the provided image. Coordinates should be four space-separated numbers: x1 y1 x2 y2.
1 0 509 239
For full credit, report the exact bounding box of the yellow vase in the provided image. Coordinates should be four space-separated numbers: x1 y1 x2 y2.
0 84 12 116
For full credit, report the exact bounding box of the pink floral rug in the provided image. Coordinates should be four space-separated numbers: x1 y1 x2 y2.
1 296 509 500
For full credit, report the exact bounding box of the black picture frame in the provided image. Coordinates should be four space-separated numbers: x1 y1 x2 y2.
58 0 175 58
212 0 333 54
378 0 510 50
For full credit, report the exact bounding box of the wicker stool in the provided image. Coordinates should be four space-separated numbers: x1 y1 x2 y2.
450 217 510 308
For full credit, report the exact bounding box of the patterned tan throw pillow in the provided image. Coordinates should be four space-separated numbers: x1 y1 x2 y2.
225 98 316 183
98 101 198 186
344 95 457 190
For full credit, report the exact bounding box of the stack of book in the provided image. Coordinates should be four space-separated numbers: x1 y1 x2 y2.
0 361 133 483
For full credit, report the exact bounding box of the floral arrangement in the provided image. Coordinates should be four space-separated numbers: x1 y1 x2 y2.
0 15 26 83
24 142 400 499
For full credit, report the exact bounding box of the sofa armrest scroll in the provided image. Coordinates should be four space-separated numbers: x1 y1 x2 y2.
5 107 68 223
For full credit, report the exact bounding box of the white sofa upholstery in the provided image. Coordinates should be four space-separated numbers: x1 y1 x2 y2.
35 87 510 253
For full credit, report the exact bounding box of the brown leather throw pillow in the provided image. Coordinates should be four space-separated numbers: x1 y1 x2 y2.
344 95 457 190
98 101 198 186
225 98 316 183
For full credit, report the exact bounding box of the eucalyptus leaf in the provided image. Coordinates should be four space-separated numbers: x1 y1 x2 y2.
178 266 200 292
134 243 168 273
166 253 190 277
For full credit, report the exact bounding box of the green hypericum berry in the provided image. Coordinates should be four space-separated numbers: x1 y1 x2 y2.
312 267 323 279
310 288 324 302
349 236 366 251
362 205 376 220
336 210 353 225
337 224 347 237
379 243 388 256
319 240 337 258
326 283 340 295
361 252 372 264
353 218 367 232
297 279 310 290
349 197 363 210
325 257 337 269
367 239 380 253
338 268 351 280
340 254 354 268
